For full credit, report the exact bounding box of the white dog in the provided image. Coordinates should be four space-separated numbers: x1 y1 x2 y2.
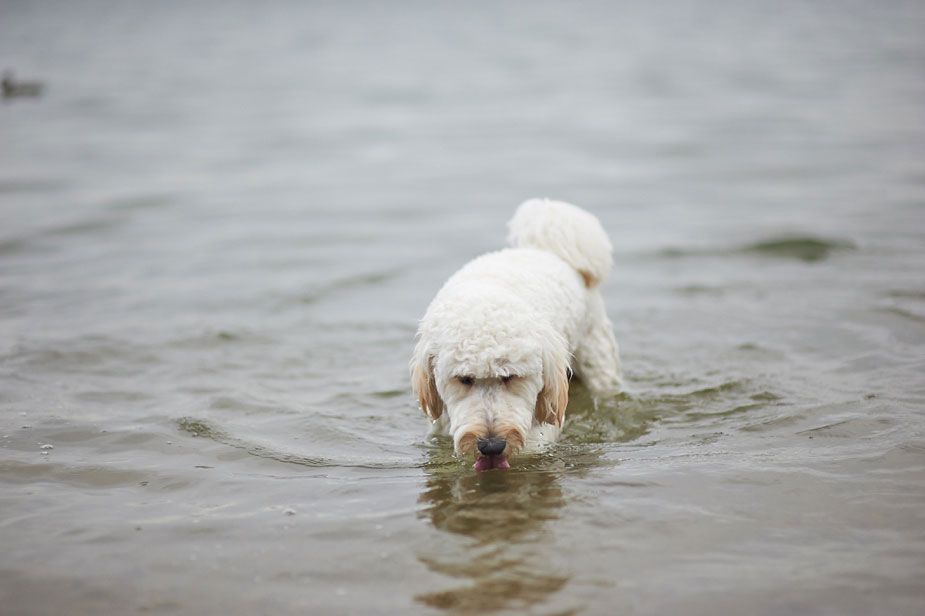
411 199 623 470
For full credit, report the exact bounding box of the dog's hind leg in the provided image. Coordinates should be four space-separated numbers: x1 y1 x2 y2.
573 290 623 394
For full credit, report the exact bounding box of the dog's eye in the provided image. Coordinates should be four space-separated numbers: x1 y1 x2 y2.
501 375 517 384
458 376 474 386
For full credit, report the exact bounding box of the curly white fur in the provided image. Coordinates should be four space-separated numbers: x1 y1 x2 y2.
411 199 622 470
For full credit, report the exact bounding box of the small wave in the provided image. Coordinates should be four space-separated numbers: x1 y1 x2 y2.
0 178 68 194
105 194 173 211
296 268 403 305
657 235 855 263
674 284 726 296
43 217 123 238
0 217 121 256
740 236 856 262
177 416 335 467
877 306 925 324
795 416 897 440
74 390 154 404
626 380 784 430
0 460 148 489
0 237 31 255
562 389 656 446
167 328 275 351
887 290 925 300
175 416 418 470
6 334 162 375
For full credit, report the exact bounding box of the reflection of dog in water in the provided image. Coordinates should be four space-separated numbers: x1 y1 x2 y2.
411 199 623 470
415 468 568 611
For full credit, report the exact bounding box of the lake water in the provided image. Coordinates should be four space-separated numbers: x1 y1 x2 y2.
2 1 924 614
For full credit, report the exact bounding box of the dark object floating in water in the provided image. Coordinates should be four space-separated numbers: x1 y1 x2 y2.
2 71 44 99
742 236 856 262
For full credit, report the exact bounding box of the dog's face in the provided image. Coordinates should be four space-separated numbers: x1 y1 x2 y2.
412 323 569 470
438 358 540 469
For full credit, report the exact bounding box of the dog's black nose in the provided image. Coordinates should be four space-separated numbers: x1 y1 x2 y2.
477 436 507 457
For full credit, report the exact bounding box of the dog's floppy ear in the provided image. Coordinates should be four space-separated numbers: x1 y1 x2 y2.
411 348 443 420
535 341 570 427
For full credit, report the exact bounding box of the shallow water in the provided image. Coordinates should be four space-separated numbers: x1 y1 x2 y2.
2 1 925 614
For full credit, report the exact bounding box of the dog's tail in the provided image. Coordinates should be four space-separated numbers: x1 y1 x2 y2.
506 198 613 287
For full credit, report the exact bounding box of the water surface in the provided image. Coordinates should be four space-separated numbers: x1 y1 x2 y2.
2 1 924 614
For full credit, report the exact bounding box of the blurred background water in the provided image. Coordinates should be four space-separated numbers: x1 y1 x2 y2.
2 0 924 614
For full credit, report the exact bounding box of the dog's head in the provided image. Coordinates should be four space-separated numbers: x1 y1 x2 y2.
411 307 570 470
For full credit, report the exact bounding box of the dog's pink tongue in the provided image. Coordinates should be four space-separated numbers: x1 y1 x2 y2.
473 457 493 471
473 456 510 471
